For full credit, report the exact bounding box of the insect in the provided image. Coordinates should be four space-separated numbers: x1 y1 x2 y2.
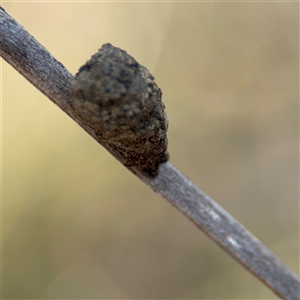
71 43 169 177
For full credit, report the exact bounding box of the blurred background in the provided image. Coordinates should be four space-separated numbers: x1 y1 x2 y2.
2 2 299 299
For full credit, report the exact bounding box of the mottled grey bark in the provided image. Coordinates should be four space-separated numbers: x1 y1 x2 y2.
0 7 299 300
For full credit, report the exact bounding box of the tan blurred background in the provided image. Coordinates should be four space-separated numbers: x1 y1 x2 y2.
2 2 299 299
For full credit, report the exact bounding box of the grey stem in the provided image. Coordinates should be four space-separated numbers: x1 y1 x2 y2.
0 7 299 300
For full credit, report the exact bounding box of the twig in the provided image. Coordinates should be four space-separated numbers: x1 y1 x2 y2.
0 7 299 300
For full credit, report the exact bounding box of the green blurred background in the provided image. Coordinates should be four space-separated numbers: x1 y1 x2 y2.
2 2 299 299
